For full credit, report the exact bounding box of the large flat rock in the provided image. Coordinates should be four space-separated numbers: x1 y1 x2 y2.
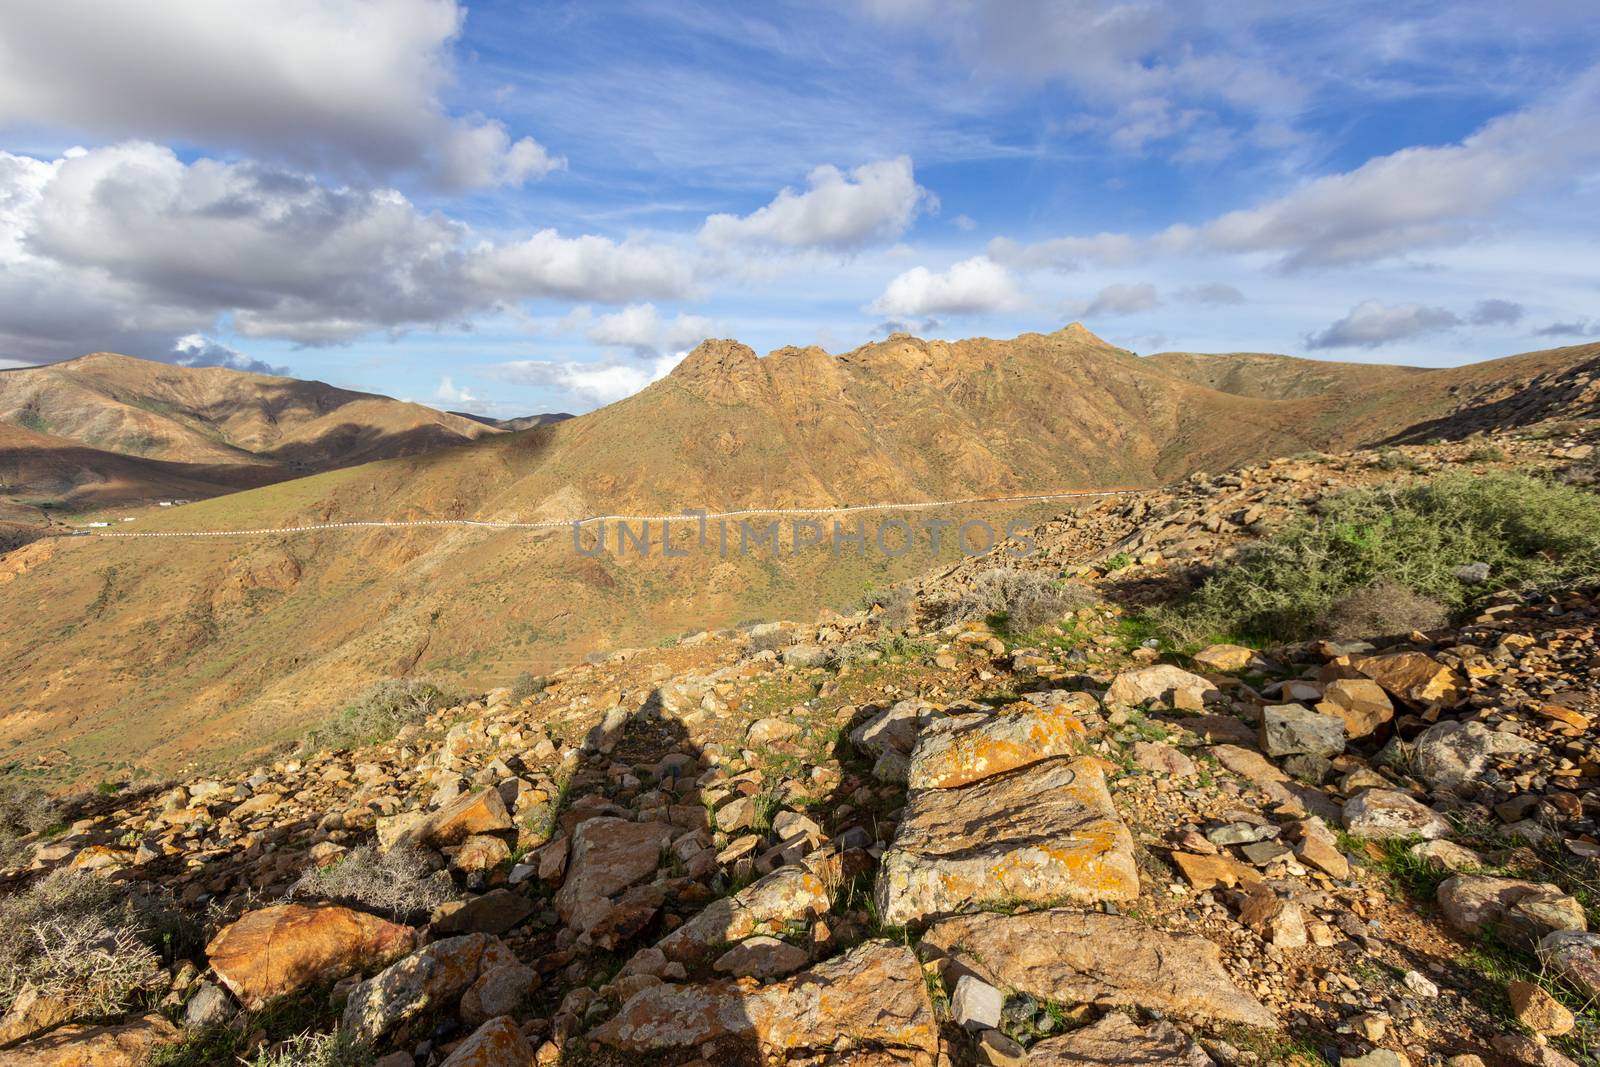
590 940 938 1061
920 909 1276 1029
876 755 1138 927
206 903 416 1010
1030 1012 1215 1067
907 704 1087 790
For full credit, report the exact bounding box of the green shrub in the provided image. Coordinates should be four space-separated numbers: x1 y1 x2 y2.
856 582 918 629
300 679 461 754
1158 472 1600 644
251 1029 374 1067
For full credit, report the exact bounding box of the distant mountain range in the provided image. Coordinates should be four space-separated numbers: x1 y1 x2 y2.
1 325 1597 780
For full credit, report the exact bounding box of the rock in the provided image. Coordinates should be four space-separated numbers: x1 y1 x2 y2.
1028 1011 1214 1067
1437 876 1586 946
876 756 1139 926
4 1014 180 1066
452 834 511 873
1106 665 1220 709
1408 839 1485 872
1342 1052 1408 1067
1316 679 1394 739
1172 852 1264 891
1132 741 1196 778
1412 721 1540 791
951 974 1004 1030
1261 703 1345 758
1455 562 1492 584
0 989 75 1046
653 863 829 963
1350 652 1465 708
393 788 514 851
460 963 538 1027
182 982 234 1028
1538 931 1600 999
850 699 934 781
1192 644 1256 673
712 935 810 978
1286 819 1349 879
590 940 938 1057
206 903 416 1010
978 1028 1029 1067
1342 789 1450 840
1492 1034 1579 1067
1402 970 1439 998
441 1016 536 1066
920 909 1275 1028
781 644 831 668
554 817 674 936
434 889 536 936
907 704 1087 789
1509 979 1574 1036
747 717 801 745
343 933 518 1043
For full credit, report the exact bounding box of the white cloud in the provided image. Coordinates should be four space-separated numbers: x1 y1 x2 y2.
171 334 286 375
870 255 1022 317
0 0 561 190
434 375 479 407
1535 319 1600 338
700 157 934 250
586 304 718 357
987 232 1140 272
1073 282 1161 318
1177 283 1246 305
489 352 686 409
0 143 694 361
1306 301 1461 349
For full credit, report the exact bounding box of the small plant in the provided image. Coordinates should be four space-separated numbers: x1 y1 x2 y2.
508 672 544 702
0 778 65 868
856 582 918 629
292 844 455 920
300 678 461 754
1103 551 1135 571
926 568 1095 633
250 1029 375 1067
1320 578 1448 638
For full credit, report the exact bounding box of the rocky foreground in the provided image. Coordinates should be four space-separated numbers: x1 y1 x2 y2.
2 429 1599 1067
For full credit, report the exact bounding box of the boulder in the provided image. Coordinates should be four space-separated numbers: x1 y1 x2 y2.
1192 644 1256 673
651 864 829 964
712 936 810 979
343 933 518 1043
919 909 1276 1028
441 1016 535 1066
4 1014 179 1067
907 704 1087 789
1437 876 1586 947
1105 665 1219 709
590 940 938 1058
1538 931 1600 999
1342 789 1450 840
950 974 1004 1030
1132 741 1196 779
1260 703 1345 758
1412 721 1540 791
390 788 514 851
554 817 674 937
433 889 536 936
849 699 936 782
1350 652 1465 708
459 963 538 1028
1508 979 1574 1036
876 756 1139 926
206 903 416 1010
1028 1012 1214 1067
1316 679 1394 739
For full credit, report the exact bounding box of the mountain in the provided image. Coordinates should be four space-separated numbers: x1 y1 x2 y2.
450 411 575 431
3 326 1599 782
0 353 500 510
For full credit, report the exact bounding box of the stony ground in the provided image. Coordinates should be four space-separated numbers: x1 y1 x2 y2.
3 426 1600 1067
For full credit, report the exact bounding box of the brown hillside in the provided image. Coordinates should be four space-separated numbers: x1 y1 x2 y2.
4 328 1600 782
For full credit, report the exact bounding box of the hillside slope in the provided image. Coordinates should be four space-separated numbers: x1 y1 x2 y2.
0 353 499 508
3 328 1600 781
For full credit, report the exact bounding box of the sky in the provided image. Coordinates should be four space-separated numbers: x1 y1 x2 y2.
1 1 1598 417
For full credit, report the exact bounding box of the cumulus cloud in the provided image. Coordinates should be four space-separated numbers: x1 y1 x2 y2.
1534 319 1600 338
489 352 686 409
434 375 481 409
1306 301 1461 349
1468 299 1524 326
0 0 561 190
1177 283 1246 305
585 304 717 357
1072 282 1161 318
171 334 286 375
700 157 933 250
0 143 692 361
992 70 1600 272
870 255 1022 317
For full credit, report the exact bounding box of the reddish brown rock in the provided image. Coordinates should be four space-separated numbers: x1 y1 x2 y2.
441 1015 536 1066
206 903 416 1010
5 1014 179 1066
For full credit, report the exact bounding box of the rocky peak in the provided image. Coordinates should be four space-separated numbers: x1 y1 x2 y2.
662 338 770 404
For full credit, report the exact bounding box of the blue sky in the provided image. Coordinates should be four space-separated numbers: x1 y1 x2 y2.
1 1 1598 415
